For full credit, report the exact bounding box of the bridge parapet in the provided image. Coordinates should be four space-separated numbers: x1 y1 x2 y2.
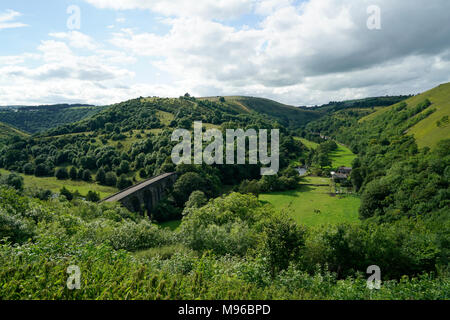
101 172 177 214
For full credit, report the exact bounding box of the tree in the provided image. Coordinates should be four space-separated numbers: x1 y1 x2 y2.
318 153 331 168
86 190 100 202
34 163 50 177
82 169 92 182
96 168 106 185
117 174 132 190
0 173 24 191
359 178 391 219
263 214 306 276
23 163 34 175
185 191 207 209
173 172 205 206
55 167 69 180
60 187 73 201
351 168 364 192
116 160 130 175
105 171 117 187
69 167 78 180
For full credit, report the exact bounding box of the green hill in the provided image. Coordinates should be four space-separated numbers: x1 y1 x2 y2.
360 83 450 149
0 121 28 140
0 104 105 134
199 96 320 127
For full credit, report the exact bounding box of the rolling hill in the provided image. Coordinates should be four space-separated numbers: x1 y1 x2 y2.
360 82 450 149
0 121 28 141
199 96 320 127
0 104 105 134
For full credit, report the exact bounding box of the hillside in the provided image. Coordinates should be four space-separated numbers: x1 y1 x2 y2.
0 122 28 144
0 104 105 134
199 96 320 127
302 96 410 113
360 83 450 149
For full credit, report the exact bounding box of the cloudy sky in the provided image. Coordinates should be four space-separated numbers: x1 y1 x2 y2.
1 0 450 106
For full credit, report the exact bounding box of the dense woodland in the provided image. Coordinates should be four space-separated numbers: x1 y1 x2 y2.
0 91 448 299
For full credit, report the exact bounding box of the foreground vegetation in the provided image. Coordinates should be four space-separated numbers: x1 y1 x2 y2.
0 188 448 300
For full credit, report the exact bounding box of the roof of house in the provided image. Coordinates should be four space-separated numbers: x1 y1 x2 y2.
332 172 348 179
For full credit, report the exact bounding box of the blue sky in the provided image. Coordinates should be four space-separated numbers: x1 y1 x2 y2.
1 0 450 106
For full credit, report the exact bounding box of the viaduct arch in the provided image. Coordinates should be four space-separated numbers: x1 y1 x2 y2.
101 172 178 215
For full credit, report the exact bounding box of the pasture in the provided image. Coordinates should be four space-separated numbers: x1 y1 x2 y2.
260 176 360 227
0 169 117 199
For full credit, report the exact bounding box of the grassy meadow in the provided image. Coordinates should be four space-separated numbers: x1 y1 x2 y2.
260 176 360 227
329 143 356 168
295 137 319 150
260 138 360 227
0 168 117 199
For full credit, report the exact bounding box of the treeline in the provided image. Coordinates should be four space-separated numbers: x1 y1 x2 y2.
302 95 411 113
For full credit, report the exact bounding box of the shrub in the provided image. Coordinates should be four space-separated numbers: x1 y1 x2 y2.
86 191 100 202
55 167 69 180
105 171 117 187
117 174 132 190
0 172 24 191
82 169 92 182
60 187 73 201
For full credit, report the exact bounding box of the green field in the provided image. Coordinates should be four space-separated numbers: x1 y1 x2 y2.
260 176 360 227
260 139 360 227
295 137 319 150
329 143 356 168
0 169 117 198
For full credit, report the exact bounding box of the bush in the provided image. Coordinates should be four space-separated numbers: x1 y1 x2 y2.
60 187 73 201
105 171 117 187
0 172 24 191
86 191 100 202
95 168 106 185
55 167 69 180
69 167 78 180
23 163 35 175
0 209 35 244
82 169 92 182
117 174 132 190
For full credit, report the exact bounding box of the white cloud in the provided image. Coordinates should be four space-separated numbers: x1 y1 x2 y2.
106 0 450 105
2 0 450 106
0 9 27 30
84 0 254 19
49 31 99 50
0 36 139 105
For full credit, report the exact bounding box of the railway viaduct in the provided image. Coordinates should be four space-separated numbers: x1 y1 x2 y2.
101 172 178 214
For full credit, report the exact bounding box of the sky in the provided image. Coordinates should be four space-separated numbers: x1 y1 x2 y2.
1 0 450 106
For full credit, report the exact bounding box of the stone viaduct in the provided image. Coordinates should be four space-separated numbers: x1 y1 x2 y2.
101 172 178 214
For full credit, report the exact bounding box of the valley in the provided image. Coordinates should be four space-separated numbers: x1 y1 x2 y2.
0 84 449 300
